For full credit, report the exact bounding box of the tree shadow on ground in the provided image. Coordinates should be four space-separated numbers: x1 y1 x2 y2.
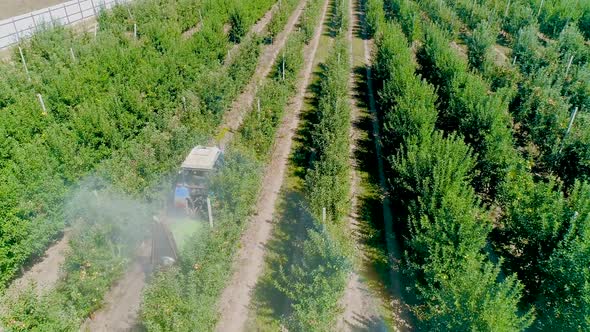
351 64 392 290
250 190 315 325
346 313 390 332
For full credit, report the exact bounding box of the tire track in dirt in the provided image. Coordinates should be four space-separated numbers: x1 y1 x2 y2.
215 0 330 330
81 1 309 331
338 0 388 330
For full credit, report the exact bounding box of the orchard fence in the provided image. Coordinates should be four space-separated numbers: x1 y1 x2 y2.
0 0 132 50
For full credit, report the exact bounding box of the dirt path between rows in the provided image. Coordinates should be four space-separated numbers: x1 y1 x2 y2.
3 232 70 298
81 243 150 332
361 7 413 331
338 0 387 330
81 2 306 331
215 0 330 331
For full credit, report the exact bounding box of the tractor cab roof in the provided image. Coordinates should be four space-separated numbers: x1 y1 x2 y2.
181 146 221 171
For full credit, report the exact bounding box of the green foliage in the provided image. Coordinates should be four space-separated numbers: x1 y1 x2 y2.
417 0 462 39
503 2 536 37
418 23 519 196
373 22 437 151
499 173 569 295
467 20 497 71
300 0 325 43
580 7 590 40
364 0 385 37
397 0 590 327
539 181 590 330
1 0 278 329
373 20 531 330
513 25 557 74
537 0 584 39
2 189 153 331
417 256 534 332
384 0 423 41
499 172 590 328
229 5 247 43
274 24 352 330
329 0 348 36
555 112 590 187
276 226 350 331
305 39 351 223
1 286 78 331
266 0 301 42
392 131 488 265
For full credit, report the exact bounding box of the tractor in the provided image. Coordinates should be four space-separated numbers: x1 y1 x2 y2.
173 146 223 216
151 146 222 268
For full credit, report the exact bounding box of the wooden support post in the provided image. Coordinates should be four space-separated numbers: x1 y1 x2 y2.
537 0 544 18
565 55 574 77
18 47 30 81
322 207 326 223
207 197 213 227
512 55 517 66
257 97 261 114
565 107 579 137
282 52 285 81
70 48 76 62
559 106 579 153
504 0 511 18
182 96 187 112
37 93 47 115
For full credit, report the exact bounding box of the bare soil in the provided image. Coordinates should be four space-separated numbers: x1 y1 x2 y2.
4 232 70 297
0 0 68 20
215 0 330 331
81 242 151 332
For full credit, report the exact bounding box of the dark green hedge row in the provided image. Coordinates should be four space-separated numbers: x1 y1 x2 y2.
371 20 532 330
385 0 590 329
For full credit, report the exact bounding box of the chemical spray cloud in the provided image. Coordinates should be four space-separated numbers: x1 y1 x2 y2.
64 176 157 259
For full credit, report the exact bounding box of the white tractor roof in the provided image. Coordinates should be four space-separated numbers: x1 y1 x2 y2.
181 146 221 171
